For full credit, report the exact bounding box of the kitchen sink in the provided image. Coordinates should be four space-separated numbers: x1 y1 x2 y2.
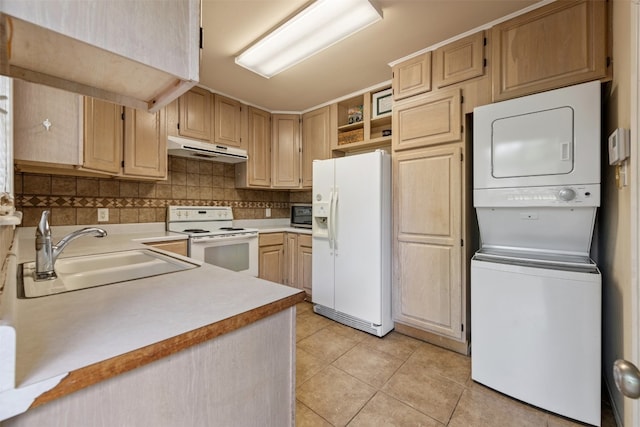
19 249 200 298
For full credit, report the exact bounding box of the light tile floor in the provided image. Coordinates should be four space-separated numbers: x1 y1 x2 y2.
295 302 617 427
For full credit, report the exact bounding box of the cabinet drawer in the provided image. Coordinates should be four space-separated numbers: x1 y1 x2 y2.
143 240 188 257
259 232 285 246
298 234 311 247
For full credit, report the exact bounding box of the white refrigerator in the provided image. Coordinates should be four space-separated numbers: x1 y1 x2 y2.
311 150 393 337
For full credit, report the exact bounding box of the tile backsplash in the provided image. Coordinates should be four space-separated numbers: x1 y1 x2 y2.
15 156 312 227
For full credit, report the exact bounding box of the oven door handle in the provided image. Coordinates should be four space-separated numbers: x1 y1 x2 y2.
190 234 257 244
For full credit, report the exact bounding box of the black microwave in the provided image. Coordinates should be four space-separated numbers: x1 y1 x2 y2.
290 204 312 229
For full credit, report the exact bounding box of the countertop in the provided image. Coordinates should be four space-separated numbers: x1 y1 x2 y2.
2 223 305 420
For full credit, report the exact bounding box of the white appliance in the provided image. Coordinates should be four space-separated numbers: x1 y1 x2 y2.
312 150 393 337
167 135 248 163
471 81 602 426
166 206 258 276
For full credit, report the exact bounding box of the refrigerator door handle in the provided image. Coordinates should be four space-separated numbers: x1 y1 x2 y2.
332 189 339 250
328 191 334 250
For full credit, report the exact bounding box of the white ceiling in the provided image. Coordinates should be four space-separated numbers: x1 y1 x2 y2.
199 0 541 112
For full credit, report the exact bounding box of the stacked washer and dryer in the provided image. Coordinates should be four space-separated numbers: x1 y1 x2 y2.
471 81 602 426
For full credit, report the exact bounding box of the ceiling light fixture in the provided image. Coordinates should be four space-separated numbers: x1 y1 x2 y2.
235 0 382 79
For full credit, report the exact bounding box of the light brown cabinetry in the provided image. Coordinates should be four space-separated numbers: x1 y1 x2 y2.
491 0 608 101
392 88 461 152
214 94 243 148
82 97 123 174
272 114 301 188
434 31 485 88
235 106 271 188
123 107 167 179
392 52 432 101
178 87 212 141
393 145 463 341
143 240 188 257
258 232 285 284
14 81 167 180
285 233 298 288
301 106 333 188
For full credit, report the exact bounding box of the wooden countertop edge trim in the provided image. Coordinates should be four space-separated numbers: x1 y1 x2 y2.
29 290 306 409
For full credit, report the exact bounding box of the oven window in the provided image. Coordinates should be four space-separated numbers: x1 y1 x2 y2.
203 242 249 272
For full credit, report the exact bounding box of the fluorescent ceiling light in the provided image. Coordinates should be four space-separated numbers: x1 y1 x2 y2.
235 0 382 78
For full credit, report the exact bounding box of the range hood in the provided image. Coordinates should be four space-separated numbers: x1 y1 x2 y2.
167 136 248 164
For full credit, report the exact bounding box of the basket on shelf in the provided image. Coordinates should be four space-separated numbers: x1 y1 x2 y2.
338 128 364 145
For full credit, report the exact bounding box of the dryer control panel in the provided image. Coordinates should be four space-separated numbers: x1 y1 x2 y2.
474 184 600 208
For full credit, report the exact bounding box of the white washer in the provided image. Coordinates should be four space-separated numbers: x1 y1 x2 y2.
471 257 601 426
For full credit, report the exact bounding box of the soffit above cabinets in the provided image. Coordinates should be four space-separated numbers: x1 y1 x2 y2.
0 0 200 113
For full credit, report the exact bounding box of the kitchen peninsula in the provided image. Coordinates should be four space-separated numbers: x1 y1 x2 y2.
0 225 305 426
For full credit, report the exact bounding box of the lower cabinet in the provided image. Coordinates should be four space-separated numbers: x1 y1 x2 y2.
259 231 312 298
258 233 285 284
143 240 188 257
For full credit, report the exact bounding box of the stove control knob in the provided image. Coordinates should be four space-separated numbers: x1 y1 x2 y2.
558 188 576 201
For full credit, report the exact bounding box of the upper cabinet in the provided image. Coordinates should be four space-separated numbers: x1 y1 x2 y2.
491 0 609 102
123 107 167 179
0 0 200 112
392 52 432 101
236 106 271 188
14 80 167 180
82 97 123 175
301 106 333 188
178 87 212 141
433 31 486 89
271 114 301 189
214 94 243 148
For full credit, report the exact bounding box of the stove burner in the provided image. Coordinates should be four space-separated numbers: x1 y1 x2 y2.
219 227 245 231
183 229 209 233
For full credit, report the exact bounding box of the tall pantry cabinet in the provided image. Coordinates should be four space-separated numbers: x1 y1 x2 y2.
391 31 488 354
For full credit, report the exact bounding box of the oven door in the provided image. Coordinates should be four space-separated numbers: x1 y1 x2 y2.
189 234 258 277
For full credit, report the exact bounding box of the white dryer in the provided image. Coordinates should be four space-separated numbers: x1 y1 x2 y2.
471 81 602 426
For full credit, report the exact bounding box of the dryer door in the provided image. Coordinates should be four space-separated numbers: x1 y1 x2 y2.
492 107 574 178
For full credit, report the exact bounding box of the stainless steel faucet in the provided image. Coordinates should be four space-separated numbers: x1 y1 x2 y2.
35 210 107 280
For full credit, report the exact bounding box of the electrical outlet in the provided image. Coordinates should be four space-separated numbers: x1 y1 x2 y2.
265 208 271 218
98 208 109 222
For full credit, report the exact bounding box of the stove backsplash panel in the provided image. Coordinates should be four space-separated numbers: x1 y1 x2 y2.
15 156 312 227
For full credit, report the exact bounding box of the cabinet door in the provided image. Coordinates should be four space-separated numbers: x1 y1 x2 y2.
434 31 485 88
392 52 431 101
123 107 167 178
246 107 271 187
83 97 123 174
272 114 300 189
301 106 331 188
285 233 298 288
392 88 461 152
393 145 463 340
178 87 211 141
214 94 242 147
297 234 312 296
259 233 285 284
492 0 608 101
13 80 82 165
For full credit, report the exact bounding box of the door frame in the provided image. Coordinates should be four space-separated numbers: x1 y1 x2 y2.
631 1 640 425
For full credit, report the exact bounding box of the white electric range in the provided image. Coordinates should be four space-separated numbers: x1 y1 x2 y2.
166 206 258 277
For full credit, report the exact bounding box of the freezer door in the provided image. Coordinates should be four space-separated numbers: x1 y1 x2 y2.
471 259 601 425
333 151 390 324
312 158 335 309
